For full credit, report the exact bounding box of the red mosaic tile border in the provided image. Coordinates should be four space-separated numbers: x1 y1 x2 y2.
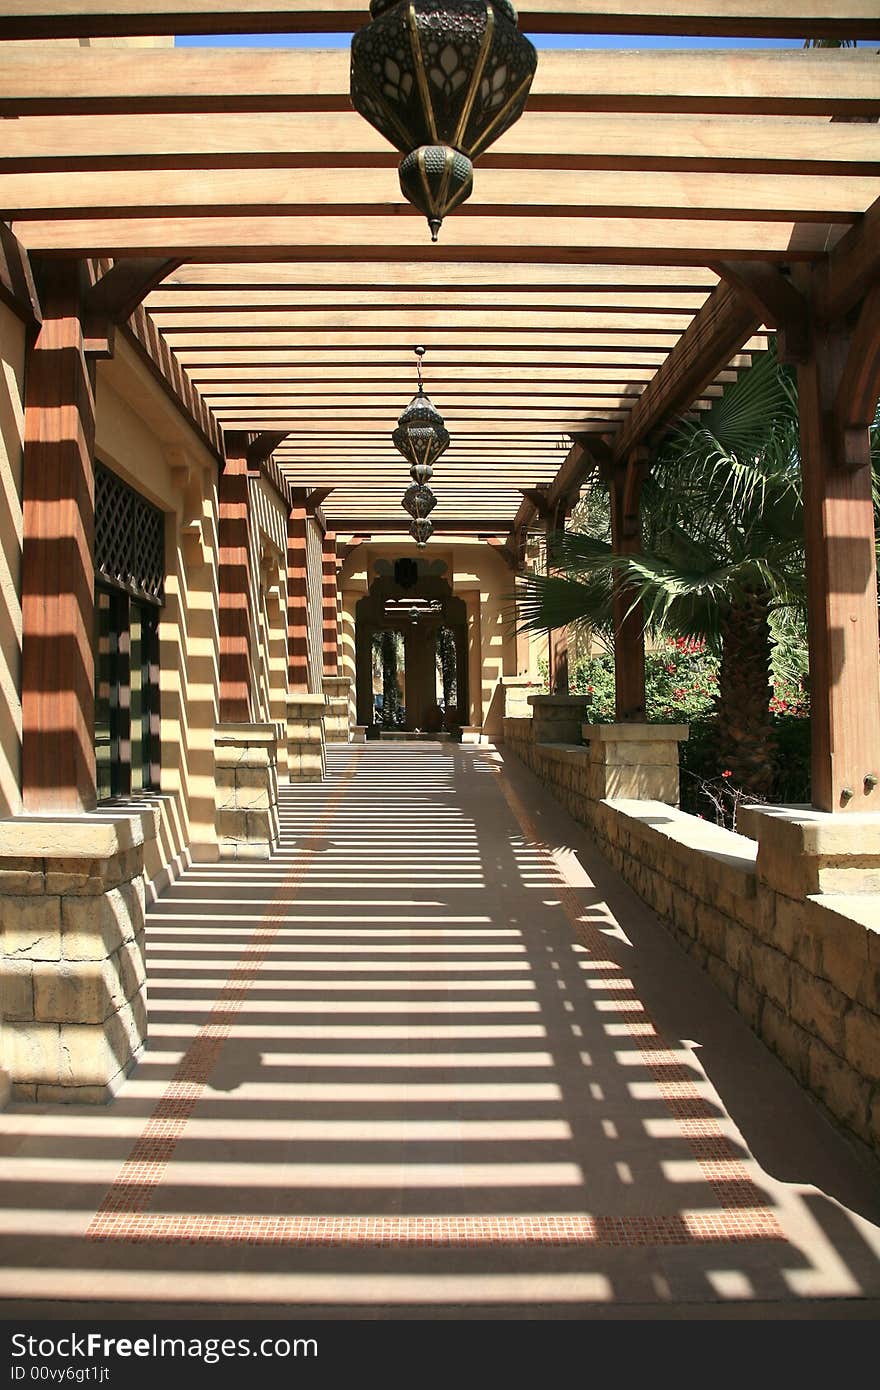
89 1209 786 1248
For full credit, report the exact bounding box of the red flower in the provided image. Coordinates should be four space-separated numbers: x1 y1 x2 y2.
721 769 732 778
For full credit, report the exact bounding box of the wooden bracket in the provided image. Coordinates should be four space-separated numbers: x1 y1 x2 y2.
0 222 41 329
712 260 811 364
167 443 210 568
832 284 880 470
84 257 181 325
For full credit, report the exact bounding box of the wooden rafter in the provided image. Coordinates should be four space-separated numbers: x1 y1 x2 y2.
1 1 876 41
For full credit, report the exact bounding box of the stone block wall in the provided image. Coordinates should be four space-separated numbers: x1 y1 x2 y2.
0 811 153 1102
322 675 352 744
287 693 327 781
214 722 280 859
501 719 880 1159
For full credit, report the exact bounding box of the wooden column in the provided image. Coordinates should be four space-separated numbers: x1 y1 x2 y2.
321 529 339 677
287 501 310 693
546 510 569 696
796 310 880 812
608 450 649 723
217 438 252 723
21 258 97 813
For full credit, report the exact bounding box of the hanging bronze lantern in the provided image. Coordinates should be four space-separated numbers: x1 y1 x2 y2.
395 348 446 546
410 518 434 546
402 482 438 520
351 0 538 241
392 347 449 473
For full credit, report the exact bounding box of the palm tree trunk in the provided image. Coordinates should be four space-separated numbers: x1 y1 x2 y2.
717 591 776 798
380 629 400 728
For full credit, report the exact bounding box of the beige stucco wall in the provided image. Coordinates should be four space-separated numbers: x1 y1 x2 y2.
0 304 25 820
338 539 524 736
96 338 222 886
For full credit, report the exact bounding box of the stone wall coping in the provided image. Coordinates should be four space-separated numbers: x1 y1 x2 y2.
0 802 159 859
583 722 689 743
606 798 758 883
214 722 278 745
288 693 329 710
808 893 880 940
528 694 592 709
738 803 880 856
322 675 352 691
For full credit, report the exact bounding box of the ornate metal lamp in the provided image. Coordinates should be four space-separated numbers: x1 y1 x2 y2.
351 0 537 241
393 346 445 546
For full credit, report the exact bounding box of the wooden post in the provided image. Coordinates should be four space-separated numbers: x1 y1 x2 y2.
287 501 310 693
21 258 97 813
546 508 569 695
608 450 649 722
217 436 252 723
322 529 339 677
797 314 880 812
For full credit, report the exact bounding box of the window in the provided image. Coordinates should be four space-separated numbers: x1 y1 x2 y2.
94 464 164 800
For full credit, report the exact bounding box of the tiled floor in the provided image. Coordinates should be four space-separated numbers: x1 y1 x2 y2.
2 742 880 1318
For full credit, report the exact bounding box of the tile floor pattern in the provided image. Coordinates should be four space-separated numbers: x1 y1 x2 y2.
2 743 880 1316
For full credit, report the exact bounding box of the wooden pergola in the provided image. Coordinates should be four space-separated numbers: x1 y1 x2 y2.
1 2 879 814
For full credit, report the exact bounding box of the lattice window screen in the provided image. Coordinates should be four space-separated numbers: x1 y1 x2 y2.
95 463 165 605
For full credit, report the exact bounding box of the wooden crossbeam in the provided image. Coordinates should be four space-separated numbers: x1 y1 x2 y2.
612 280 761 460
4 115 878 179
6 167 877 220
11 214 842 259
1 1 876 41
2 49 877 119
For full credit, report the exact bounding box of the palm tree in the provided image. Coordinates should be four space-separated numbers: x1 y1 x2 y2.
516 347 808 796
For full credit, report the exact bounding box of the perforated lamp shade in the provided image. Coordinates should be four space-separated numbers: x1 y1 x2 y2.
351 0 537 239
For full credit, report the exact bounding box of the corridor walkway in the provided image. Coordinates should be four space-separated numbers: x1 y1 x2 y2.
2 744 880 1319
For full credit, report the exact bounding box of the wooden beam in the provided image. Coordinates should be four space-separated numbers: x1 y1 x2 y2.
9 213 847 260
6 166 877 221
0 221 41 327
1 3 876 41
21 258 96 812
3 49 876 119
613 281 760 460
4 114 878 179
329 517 514 534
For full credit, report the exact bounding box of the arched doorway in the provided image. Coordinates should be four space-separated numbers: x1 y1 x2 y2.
355 566 468 732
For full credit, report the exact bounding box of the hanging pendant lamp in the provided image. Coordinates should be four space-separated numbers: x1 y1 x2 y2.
351 0 537 241
394 347 445 546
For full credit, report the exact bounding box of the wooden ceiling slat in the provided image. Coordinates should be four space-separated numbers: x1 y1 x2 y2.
3 114 878 179
164 262 722 289
6 167 877 220
1 0 876 41
148 290 711 310
2 49 877 119
11 214 844 258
